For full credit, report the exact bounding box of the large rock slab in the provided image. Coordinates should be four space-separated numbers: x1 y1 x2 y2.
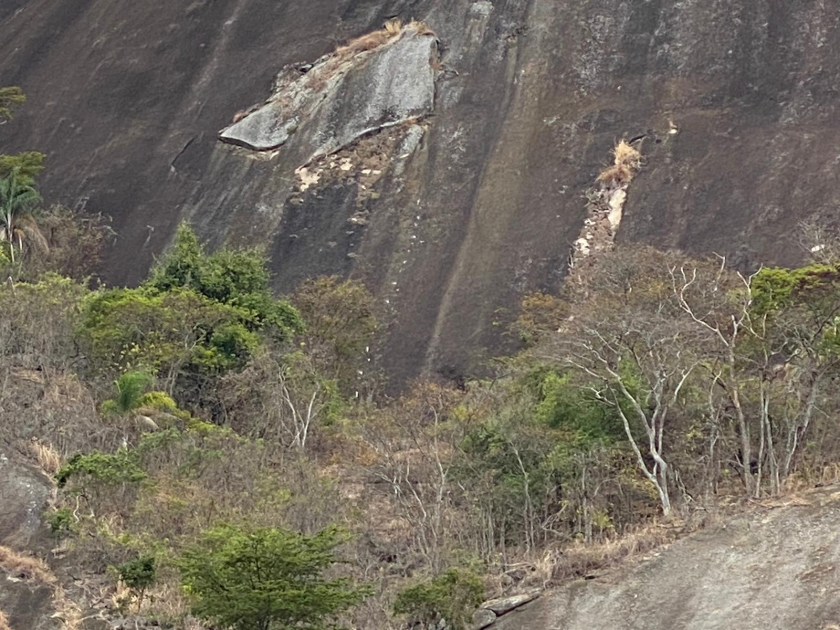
220 27 437 163
0 452 53 552
494 487 840 630
480 589 541 615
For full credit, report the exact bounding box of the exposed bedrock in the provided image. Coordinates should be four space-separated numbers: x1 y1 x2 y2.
2 0 840 385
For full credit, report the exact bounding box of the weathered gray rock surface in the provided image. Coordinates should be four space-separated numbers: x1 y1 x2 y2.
0 450 58 630
0 451 52 552
221 28 438 161
494 489 840 630
2 0 839 385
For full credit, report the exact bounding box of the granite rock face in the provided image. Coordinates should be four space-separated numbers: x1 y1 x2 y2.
493 488 840 630
220 27 438 162
2 0 840 385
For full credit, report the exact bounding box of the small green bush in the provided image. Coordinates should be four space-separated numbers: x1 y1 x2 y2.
46 508 74 535
394 568 485 630
117 556 156 592
56 450 147 489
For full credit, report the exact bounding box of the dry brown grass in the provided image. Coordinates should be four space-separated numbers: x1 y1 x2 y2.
28 439 62 476
543 524 679 585
52 585 83 630
0 546 56 585
597 140 641 186
407 19 436 36
0 609 11 630
613 139 641 169
384 18 403 35
335 18 435 58
596 162 633 186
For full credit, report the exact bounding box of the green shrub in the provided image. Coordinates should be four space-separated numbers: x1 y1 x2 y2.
116 555 156 592
56 450 147 489
46 508 74 535
394 568 485 630
179 524 368 630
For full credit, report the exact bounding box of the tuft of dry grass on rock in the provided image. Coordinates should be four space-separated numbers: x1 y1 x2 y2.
0 609 11 630
336 18 435 58
597 162 633 186
28 439 62 477
538 524 679 585
597 140 641 186
384 18 403 35
0 546 56 586
613 139 641 169
407 19 437 36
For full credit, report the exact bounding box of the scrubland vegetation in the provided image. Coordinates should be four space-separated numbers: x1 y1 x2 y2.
5 87 840 630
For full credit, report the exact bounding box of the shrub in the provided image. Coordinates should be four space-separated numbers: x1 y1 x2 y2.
179 524 368 630
56 450 147 489
393 568 485 630
116 555 156 606
46 508 75 535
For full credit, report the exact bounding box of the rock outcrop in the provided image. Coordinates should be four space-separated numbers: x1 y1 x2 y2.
220 23 438 162
2 0 840 385
493 489 840 630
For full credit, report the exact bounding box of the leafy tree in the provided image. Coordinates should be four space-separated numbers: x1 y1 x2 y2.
178 524 368 630
0 167 46 263
145 223 303 338
0 151 45 184
393 568 485 630
0 87 25 124
80 287 261 383
116 556 156 609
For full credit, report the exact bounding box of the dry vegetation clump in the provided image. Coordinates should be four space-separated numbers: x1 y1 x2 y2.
597 139 641 185
612 139 641 169
547 523 679 584
335 18 436 57
0 546 56 585
28 439 62 476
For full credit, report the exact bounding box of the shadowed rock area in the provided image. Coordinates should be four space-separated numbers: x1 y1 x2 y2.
1 0 839 385
494 489 840 630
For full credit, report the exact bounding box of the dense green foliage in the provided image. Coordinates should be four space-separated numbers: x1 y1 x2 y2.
80 225 303 387
394 568 485 630
179 525 368 630
56 449 148 489
117 556 157 593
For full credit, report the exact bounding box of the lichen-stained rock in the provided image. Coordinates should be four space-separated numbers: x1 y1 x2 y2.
220 26 438 164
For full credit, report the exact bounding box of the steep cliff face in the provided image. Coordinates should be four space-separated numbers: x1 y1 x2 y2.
2 0 839 383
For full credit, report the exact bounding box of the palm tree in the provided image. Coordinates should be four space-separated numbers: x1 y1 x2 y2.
0 167 47 263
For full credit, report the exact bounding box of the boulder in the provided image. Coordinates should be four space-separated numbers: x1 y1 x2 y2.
480 589 542 616
472 608 497 630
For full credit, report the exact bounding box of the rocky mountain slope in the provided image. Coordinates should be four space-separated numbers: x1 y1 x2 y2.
494 488 840 630
2 0 839 385
4 443 840 630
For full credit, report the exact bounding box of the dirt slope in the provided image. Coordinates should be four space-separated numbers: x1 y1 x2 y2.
2 0 839 384
496 489 840 630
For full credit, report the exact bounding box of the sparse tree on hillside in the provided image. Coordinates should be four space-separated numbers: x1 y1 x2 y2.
544 248 699 516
